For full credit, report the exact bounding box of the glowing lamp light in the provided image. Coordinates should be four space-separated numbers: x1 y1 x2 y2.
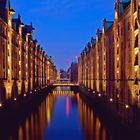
14 98 17 101
0 103 2 107
24 94 26 97
93 91 96 94
110 98 113 102
30 91 32 94
98 94 101 97
125 104 129 109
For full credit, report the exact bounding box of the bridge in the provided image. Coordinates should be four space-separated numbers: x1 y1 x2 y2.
53 82 79 86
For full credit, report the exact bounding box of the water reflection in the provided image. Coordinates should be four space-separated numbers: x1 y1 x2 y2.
78 97 110 140
27 94 55 140
5 93 56 140
44 87 83 140
0 86 138 140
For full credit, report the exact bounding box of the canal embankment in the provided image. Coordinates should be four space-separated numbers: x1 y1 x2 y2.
0 86 54 119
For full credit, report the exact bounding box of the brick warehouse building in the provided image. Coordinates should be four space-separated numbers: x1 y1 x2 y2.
78 0 140 123
0 0 57 103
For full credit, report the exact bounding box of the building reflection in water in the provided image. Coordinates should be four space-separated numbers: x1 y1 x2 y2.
78 96 111 140
5 93 56 140
0 87 135 140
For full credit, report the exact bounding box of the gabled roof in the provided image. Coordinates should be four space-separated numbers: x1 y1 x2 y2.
118 0 130 16
105 21 113 31
91 37 96 45
22 22 35 40
12 15 24 32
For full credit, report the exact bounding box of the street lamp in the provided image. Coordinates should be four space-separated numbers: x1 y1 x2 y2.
93 91 96 94
125 104 129 109
98 93 101 97
110 98 113 102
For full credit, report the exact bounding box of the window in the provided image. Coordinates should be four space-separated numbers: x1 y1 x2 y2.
117 48 119 54
134 35 138 48
134 77 138 85
134 54 138 66
3 58 5 69
135 19 138 30
117 62 119 68
134 0 137 12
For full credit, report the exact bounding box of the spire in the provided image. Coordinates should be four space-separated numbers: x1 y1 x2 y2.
18 14 21 19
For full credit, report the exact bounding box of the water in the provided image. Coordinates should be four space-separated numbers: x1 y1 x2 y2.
0 86 138 140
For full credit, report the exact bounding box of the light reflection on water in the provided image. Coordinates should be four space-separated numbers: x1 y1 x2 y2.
0 86 135 140
78 96 109 140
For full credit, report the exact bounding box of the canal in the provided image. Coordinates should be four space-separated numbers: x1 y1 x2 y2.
0 86 139 140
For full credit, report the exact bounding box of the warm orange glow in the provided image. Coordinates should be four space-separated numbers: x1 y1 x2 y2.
18 126 23 140
47 108 51 123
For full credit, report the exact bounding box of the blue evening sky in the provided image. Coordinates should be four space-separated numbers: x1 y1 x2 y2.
11 0 115 70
